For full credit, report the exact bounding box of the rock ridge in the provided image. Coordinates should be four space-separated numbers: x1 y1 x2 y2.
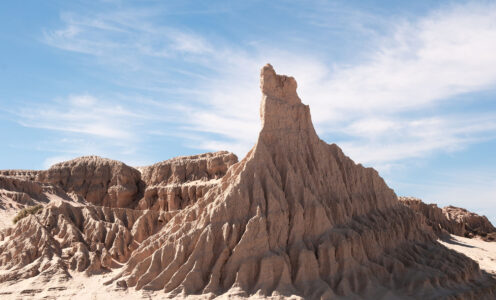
401 196 496 241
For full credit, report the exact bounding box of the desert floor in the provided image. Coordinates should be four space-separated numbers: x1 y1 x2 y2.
440 234 496 276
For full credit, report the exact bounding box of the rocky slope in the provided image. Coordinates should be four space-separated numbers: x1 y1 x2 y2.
400 196 496 241
137 151 238 211
37 156 143 208
0 174 67 228
0 65 495 299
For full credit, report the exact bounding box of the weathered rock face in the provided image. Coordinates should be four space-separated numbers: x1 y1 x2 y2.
444 206 496 239
400 196 496 241
399 197 466 236
105 65 495 298
0 170 42 181
0 152 237 288
0 175 46 203
139 151 238 186
36 156 142 208
137 151 238 211
0 175 58 229
0 65 495 299
0 200 170 283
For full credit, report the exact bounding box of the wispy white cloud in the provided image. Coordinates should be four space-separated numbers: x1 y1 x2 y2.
3 0 492 223
338 113 496 164
18 94 144 140
43 9 213 59
34 1 496 170
181 1 496 164
15 94 165 166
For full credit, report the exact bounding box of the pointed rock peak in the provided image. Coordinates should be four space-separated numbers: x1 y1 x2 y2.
259 64 315 135
260 64 300 105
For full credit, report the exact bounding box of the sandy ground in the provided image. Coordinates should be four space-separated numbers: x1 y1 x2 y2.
0 268 300 300
0 193 69 230
440 234 496 276
0 269 152 300
0 195 23 229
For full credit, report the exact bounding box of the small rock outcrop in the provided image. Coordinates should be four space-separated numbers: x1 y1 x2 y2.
400 197 496 241
0 170 42 181
0 175 56 228
399 197 466 236
37 156 142 208
0 175 45 202
444 206 496 240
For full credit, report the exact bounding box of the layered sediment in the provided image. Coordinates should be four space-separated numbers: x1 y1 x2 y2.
137 151 238 211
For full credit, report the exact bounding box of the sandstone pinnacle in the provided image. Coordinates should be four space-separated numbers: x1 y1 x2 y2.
0 65 494 299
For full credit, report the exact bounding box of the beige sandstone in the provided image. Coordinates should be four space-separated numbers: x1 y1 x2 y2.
0 64 494 299
137 151 238 211
108 65 496 298
400 196 496 241
36 156 143 208
444 205 496 240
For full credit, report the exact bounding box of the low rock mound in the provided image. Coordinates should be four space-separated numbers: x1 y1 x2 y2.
36 156 142 208
0 175 46 202
400 197 496 241
0 170 42 181
399 197 465 236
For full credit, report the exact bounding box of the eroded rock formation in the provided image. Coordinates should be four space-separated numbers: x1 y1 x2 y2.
105 65 495 298
0 200 169 283
0 151 238 284
0 65 494 299
36 156 143 208
137 151 238 211
401 196 496 241
0 174 64 228
444 206 496 240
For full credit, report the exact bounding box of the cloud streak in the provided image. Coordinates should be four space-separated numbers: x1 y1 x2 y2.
26 1 496 171
172 2 496 169
18 94 145 140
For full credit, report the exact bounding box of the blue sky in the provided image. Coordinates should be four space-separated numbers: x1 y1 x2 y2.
1 0 495 223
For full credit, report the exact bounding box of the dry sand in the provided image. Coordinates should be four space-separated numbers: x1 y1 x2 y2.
440 235 496 276
0 268 303 299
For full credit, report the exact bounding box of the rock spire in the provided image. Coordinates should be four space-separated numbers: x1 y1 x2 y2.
0 65 494 299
